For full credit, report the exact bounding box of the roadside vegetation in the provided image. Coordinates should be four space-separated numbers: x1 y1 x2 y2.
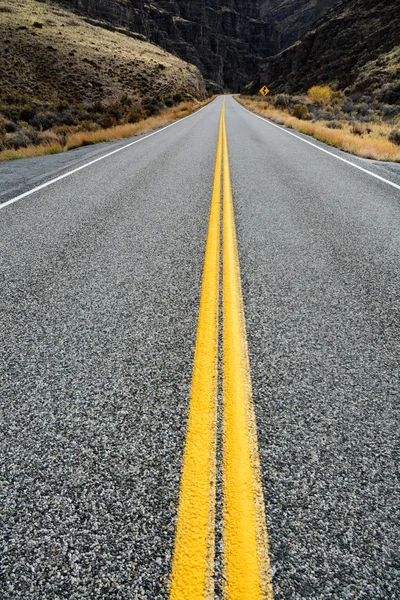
0 99 211 161
237 86 400 162
0 0 207 161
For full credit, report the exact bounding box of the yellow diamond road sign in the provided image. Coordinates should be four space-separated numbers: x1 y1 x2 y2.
259 85 270 96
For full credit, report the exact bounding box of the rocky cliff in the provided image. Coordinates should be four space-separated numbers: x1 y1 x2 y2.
57 0 280 91
259 0 339 48
257 0 400 96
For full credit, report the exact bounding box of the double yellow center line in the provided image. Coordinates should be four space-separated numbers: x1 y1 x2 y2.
170 103 273 600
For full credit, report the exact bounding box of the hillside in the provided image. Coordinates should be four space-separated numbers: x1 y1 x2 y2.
0 0 205 107
256 0 400 97
57 0 280 91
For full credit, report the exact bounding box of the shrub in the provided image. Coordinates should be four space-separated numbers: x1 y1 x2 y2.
56 100 69 111
54 110 75 126
341 100 355 114
331 90 345 106
143 98 164 117
349 92 363 103
356 103 370 117
24 126 42 145
292 104 309 120
320 109 337 121
308 85 333 105
0 100 206 160
31 113 54 130
120 94 133 107
357 114 374 124
326 121 343 129
127 108 145 123
53 124 74 136
37 130 65 146
19 106 36 123
273 94 290 109
4 120 18 133
5 94 28 106
30 110 75 130
99 115 117 129
106 102 124 120
381 104 398 118
88 100 104 114
375 82 400 105
0 124 6 150
75 120 100 132
389 130 400 146
350 122 366 136
3 94 16 105
12 131 31 149
172 93 185 103
307 105 321 119
74 109 90 122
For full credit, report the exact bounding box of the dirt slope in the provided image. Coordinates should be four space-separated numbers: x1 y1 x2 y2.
0 0 206 109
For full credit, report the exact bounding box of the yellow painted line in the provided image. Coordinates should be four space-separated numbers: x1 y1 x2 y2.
221 106 273 600
170 101 273 599
170 108 224 600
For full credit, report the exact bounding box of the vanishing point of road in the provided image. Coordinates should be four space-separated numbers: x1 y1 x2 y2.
1 96 399 599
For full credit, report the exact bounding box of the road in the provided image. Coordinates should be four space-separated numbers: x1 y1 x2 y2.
1 95 399 599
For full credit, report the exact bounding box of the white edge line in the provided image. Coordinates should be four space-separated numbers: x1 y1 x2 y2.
235 98 400 192
0 98 218 210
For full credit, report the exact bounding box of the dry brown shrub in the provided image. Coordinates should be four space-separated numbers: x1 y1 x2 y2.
292 104 309 120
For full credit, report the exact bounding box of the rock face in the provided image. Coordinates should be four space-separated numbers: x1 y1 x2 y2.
258 0 400 94
259 0 339 48
315 0 338 18
58 0 280 91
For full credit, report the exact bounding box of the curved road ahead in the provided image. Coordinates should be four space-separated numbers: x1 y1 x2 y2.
1 96 399 599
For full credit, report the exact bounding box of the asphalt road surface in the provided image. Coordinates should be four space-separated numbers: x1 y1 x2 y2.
1 95 399 599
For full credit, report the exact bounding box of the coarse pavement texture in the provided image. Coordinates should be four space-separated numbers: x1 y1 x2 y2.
1 95 399 599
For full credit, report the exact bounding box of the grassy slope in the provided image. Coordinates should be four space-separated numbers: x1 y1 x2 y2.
0 0 205 107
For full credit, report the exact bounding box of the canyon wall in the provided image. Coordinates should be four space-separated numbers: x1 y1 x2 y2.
257 0 400 95
59 0 280 91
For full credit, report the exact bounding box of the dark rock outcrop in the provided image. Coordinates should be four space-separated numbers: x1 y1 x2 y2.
258 0 400 94
57 0 280 91
259 0 339 48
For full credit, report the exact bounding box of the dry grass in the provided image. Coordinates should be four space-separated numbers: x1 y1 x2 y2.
66 102 198 149
0 141 64 161
0 100 210 161
237 97 400 162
